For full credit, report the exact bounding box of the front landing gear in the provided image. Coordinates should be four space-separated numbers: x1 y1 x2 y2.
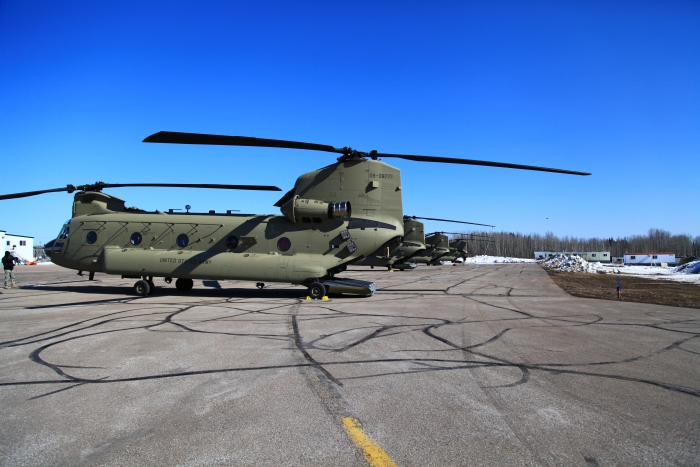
175 278 194 291
134 279 150 297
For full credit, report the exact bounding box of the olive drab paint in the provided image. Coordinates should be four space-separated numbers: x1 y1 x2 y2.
355 218 426 269
407 232 451 265
438 239 468 264
45 159 405 288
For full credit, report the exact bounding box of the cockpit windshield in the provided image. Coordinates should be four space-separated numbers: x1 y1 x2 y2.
58 224 70 240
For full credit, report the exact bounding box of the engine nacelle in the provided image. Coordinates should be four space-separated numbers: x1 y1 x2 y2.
281 195 352 223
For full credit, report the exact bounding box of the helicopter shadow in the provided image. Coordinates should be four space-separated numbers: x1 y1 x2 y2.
22 283 359 302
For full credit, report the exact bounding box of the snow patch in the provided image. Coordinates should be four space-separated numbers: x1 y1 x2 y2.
540 254 616 274
465 255 536 264
541 255 700 284
672 260 700 275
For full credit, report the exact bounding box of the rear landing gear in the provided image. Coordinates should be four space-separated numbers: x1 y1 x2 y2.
175 278 194 291
307 282 326 300
256 283 265 289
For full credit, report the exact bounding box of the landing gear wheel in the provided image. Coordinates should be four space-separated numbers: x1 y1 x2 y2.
134 279 150 297
308 282 326 300
164 277 173 284
175 278 194 291
256 282 265 289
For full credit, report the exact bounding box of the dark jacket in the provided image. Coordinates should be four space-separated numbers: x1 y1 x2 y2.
2 254 18 270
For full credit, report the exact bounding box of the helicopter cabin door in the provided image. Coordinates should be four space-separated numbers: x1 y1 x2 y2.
72 221 117 268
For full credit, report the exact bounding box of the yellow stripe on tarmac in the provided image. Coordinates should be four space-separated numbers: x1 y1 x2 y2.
342 417 397 467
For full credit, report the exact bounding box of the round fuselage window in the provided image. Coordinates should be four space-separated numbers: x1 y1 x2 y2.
86 231 97 244
176 234 189 248
277 237 291 252
130 232 143 246
226 236 239 249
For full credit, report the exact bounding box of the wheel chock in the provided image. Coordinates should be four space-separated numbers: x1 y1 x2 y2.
389 269 394 273
305 296 312 300
322 296 329 300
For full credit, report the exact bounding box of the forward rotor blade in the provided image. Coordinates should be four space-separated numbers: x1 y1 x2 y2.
144 131 341 154
406 216 495 227
378 153 590 176
144 131 590 176
98 183 281 191
0 187 72 201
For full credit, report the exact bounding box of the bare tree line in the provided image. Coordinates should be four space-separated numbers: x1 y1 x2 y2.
453 228 700 259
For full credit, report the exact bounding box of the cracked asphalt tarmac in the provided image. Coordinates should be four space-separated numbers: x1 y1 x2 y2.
1 263 698 466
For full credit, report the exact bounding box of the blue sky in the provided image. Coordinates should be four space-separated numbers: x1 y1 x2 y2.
1 1 698 245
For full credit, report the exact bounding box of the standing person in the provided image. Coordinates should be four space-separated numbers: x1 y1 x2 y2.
3 251 19 289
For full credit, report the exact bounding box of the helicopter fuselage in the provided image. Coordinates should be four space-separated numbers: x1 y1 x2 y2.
45 159 405 289
49 210 359 284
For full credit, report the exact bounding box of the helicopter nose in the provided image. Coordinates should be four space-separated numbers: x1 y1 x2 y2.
44 238 56 258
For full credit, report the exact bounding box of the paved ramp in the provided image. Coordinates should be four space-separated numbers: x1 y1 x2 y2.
1 264 698 465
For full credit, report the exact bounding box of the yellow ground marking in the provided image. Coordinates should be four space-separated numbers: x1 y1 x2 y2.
342 417 397 467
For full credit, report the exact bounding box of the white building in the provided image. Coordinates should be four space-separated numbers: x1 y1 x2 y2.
1 230 35 262
623 252 676 266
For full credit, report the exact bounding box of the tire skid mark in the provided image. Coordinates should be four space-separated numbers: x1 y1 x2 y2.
9 299 302 389
291 305 343 386
2 357 699 398
289 303 397 466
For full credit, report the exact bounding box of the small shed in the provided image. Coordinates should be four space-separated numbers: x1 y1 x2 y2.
624 252 676 266
1 230 35 261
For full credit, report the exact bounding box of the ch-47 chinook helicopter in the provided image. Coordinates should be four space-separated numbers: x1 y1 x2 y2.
436 239 469 265
403 231 451 266
0 131 589 298
430 232 488 265
355 216 493 271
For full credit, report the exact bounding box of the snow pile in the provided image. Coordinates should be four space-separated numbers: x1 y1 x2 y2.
540 254 614 274
465 255 536 264
672 259 700 275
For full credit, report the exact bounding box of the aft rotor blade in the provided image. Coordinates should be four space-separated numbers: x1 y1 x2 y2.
144 131 341 154
406 216 495 227
0 186 73 201
378 153 590 176
99 183 281 191
438 232 492 237
0 182 281 201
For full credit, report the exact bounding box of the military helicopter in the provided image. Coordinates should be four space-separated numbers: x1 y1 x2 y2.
0 131 589 298
435 239 469 265
404 231 452 266
355 216 493 271
433 232 489 265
